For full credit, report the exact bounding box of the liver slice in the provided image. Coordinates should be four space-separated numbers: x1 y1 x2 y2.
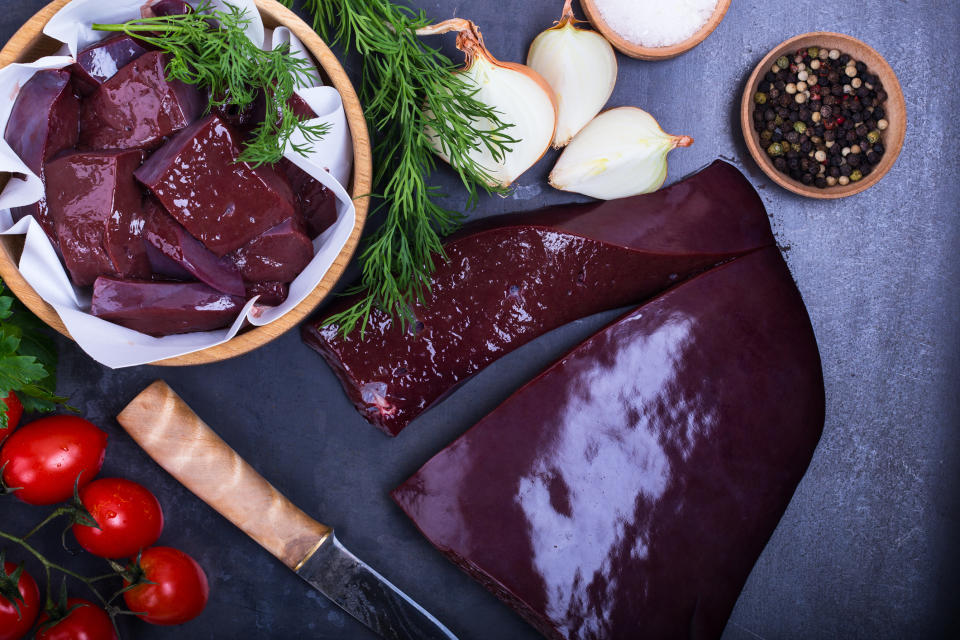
45 150 147 286
143 199 245 296
245 281 289 306
71 35 149 95
79 51 203 151
135 114 296 256
229 216 313 284
302 161 775 436
91 277 244 337
4 68 80 242
278 158 337 238
392 246 825 640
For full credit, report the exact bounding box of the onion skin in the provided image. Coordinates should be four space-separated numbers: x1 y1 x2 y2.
420 19 558 187
549 106 693 200
527 0 617 148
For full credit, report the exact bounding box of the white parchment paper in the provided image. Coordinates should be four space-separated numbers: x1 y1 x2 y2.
0 0 355 368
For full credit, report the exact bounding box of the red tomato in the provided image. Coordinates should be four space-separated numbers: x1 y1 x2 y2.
123 547 209 625
72 478 164 559
0 392 24 447
0 416 107 505
35 598 116 640
0 562 40 640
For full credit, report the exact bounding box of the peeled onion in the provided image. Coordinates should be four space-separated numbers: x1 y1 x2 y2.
419 19 558 187
527 0 617 148
549 107 693 200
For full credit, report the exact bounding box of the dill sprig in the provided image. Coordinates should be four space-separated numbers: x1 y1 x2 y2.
284 0 516 336
93 2 329 166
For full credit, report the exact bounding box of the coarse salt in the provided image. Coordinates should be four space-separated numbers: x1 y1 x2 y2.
596 0 718 48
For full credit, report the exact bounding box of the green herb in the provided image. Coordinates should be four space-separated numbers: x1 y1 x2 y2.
0 281 71 428
285 0 516 336
93 1 329 166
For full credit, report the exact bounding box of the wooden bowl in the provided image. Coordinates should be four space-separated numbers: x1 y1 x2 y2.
580 0 730 60
740 32 906 199
0 0 372 366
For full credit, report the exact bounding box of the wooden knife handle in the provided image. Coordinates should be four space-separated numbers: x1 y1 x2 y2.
117 380 331 570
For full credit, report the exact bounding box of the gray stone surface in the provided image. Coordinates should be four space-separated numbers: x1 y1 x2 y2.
1 0 957 638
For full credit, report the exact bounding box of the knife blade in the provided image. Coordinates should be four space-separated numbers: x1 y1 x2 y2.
116 380 457 640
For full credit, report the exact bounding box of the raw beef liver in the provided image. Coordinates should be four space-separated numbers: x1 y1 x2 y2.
392 246 825 640
143 199 245 295
141 0 192 18
91 277 244 336
71 35 149 95
79 51 203 151
4 68 80 242
134 114 296 256
45 150 147 286
245 281 288 306
229 216 313 283
279 158 337 238
303 161 775 436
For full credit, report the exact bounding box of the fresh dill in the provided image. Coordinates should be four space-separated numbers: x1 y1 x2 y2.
285 0 516 337
93 1 329 166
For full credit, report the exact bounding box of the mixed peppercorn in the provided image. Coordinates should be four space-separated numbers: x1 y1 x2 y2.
752 47 889 188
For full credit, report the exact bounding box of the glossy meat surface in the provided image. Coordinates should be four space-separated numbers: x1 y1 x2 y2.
135 114 296 256
91 277 243 337
303 161 774 436
79 51 202 151
245 281 289 306
143 198 245 295
4 68 80 242
392 247 825 640
72 35 149 94
229 216 313 283
45 150 146 286
279 158 337 238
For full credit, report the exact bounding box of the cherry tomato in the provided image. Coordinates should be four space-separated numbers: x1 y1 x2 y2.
35 598 116 640
0 416 107 505
0 392 23 447
123 547 209 625
0 562 40 640
72 478 164 559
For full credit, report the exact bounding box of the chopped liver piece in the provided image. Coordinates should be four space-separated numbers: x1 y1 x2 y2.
143 198 245 296
45 150 146 286
245 281 289 306
303 161 775 436
71 35 149 95
278 158 337 238
4 69 80 242
393 247 825 640
134 114 296 256
91 277 244 337
229 216 313 284
79 51 203 151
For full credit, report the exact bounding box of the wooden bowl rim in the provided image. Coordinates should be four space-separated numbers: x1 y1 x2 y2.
739 31 907 200
580 0 731 61
0 0 372 366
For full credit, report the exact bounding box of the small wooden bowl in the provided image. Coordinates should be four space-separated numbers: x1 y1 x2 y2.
740 32 906 199
0 0 372 366
580 0 730 60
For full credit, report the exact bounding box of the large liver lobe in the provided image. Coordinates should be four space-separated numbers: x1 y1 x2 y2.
392 246 825 640
303 161 775 436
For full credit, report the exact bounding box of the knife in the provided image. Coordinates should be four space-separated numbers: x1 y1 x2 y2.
117 380 457 640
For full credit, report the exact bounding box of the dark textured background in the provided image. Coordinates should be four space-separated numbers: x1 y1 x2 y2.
2 1 958 638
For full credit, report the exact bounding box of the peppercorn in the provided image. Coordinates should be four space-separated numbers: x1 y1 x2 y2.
776 55 790 69
785 130 800 144
855 124 869 137
829 166 841 178
767 142 784 157
754 92 768 104
765 71 777 83
873 142 885 154
788 157 800 169
847 154 861 167
850 169 863 182
877 118 889 130
815 177 827 188
774 157 788 171
793 121 807 134
769 88 781 100
866 151 880 164
838 175 850 186
840 164 852 177
801 173 814 185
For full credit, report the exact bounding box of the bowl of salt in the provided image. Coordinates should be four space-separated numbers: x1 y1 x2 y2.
580 0 731 60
